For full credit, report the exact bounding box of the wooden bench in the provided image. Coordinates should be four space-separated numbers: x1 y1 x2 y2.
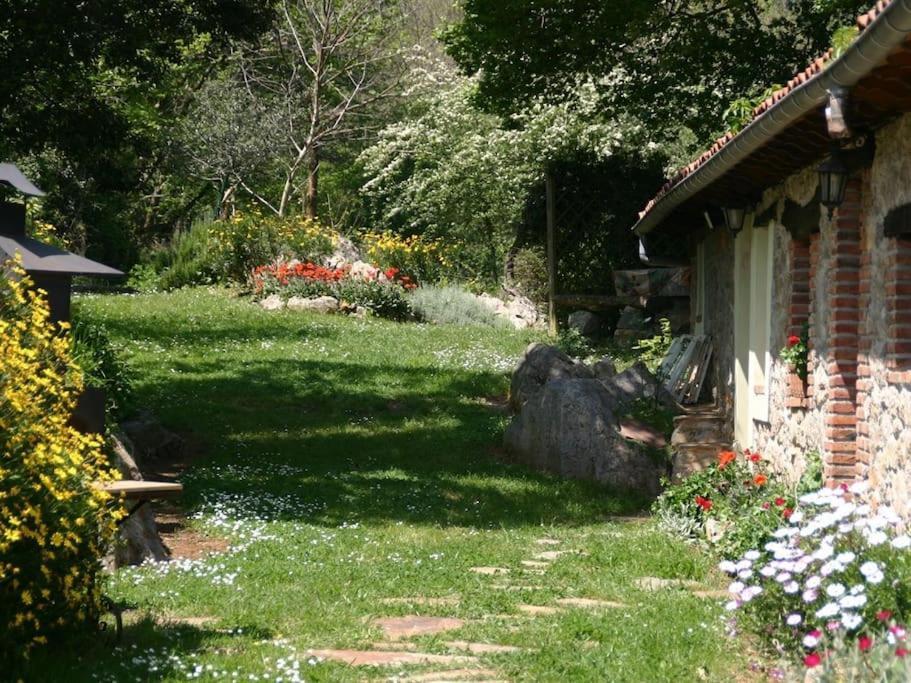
94 480 183 523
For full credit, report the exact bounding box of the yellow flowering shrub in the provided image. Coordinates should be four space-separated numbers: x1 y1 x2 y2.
361 230 453 284
0 259 121 661
209 210 338 281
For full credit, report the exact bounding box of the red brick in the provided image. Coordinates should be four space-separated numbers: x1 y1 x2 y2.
828 401 856 415
887 370 911 384
826 427 856 440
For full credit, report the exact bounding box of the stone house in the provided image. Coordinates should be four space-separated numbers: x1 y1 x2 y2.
633 0 911 514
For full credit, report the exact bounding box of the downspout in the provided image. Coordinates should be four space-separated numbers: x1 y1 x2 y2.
633 0 911 237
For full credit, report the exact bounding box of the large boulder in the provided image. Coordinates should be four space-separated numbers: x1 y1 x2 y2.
121 411 186 463
568 310 601 338
476 293 541 330
325 235 361 268
602 361 678 411
504 378 662 496
509 343 594 411
592 356 617 382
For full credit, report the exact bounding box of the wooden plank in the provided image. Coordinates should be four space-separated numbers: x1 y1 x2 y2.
546 172 557 337
551 294 644 309
659 335 713 405
96 480 183 500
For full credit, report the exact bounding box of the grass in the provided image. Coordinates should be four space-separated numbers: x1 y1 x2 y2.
28 288 750 682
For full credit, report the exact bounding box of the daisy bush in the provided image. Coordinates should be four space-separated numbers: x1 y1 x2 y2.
721 481 911 673
1 260 122 663
653 449 797 559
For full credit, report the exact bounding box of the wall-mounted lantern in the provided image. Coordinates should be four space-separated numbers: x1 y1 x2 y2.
817 146 850 219
722 205 748 238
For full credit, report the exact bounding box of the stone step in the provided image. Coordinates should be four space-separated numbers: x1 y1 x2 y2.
671 416 729 447
671 442 730 480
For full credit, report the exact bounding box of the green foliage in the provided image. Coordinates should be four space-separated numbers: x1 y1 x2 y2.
333 278 413 321
652 450 795 559
510 246 548 304
797 449 824 495
721 84 784 134
69 319 135 423
831 24 860 57
556 327 593 359
634 318 673 374
409 285 509 328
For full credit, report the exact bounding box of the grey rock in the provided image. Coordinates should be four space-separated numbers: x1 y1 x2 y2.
259 294 285 311
121 411 185 463
592 356 617 382
286 295 339 313
602 361 677 411
616 306 648 331
567 310 601 337
105 433 169 569
509 343 594 411
477 293 540 330
504 378 661 496
324 235 361 268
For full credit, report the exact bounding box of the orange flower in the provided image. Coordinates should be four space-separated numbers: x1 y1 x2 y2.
718 450 736 469
754 474 768 487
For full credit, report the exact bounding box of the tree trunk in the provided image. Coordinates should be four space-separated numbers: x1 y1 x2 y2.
306 145 319 219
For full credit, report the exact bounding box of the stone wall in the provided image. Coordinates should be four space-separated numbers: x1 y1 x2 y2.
697 111 911 515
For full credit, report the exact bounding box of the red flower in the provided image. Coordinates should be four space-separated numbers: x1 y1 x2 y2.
804 653 822 668
754 474 768 487
788 335 801 347
749 453 761 463
762 501 771 510
877 610 893 622
783 508 794 519
859 635 873 652
695 495 713 511
718 450 736 469
774 497 786 507
897 648 909 658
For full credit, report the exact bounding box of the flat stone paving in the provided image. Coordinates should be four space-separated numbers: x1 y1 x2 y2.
392 668 503 682
306 649 476 667
374 616 466 640
469 566 510 575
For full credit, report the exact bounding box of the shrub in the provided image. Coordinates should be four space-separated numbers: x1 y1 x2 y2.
361 230 453 284
652 448 795 560
634 317 673 374
69 319 135 422
721 481 911 663
789 619 911 681
0 260 121 663
510 246 548 304
409 285 508 328
252 261 414 321
211 211 336 282
556 326 593 359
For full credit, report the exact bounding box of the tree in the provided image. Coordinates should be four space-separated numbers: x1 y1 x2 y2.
186 0 404 219
442 0 871 147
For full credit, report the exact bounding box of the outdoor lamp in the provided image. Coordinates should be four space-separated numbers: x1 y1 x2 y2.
818 146 849 219
722 205 747 238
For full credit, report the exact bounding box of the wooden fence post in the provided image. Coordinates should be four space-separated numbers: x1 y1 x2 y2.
546 171 557 337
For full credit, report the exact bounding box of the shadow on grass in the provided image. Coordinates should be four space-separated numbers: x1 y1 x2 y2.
21 617 275 682
134 355 648 529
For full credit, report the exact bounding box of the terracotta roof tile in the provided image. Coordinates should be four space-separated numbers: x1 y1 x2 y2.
638 2 891 222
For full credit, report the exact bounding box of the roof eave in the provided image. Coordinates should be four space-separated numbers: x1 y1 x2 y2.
633 0 911 237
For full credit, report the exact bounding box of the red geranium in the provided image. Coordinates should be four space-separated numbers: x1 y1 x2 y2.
749 452 761 463
774 497 786 507
859 635 873 652
783 508 794 519
877 610 893 622
695 495 713 511
788 334 801 347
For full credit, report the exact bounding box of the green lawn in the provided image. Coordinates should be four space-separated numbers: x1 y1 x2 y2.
32 288 749 682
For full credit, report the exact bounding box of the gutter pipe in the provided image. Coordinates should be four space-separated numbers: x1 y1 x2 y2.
633 0 911 237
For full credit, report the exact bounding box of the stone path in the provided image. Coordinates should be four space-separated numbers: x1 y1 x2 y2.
300 536 728 680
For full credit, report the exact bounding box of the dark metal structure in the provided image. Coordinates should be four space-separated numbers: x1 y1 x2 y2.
1 163 124 433
0 163 123 323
